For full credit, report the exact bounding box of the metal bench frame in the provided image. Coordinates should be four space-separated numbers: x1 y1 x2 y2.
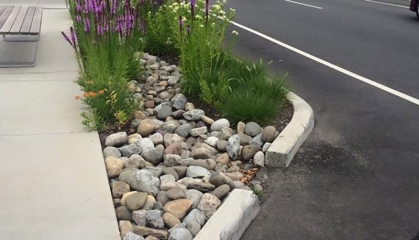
0 6 43 67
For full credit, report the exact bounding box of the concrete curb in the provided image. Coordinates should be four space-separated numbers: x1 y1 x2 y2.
266 92 314 167
194 189 261 240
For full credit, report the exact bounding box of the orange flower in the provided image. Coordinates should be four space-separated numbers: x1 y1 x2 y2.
83 92 88 97
88 91 97 97
75 95 80 100
98 90 105 94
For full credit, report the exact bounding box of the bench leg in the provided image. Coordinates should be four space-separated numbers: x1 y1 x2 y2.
0 38 39 68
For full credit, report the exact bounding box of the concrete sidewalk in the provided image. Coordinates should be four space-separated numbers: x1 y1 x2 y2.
0 4 120 240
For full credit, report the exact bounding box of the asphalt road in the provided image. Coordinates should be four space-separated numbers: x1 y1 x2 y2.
224 0 419 239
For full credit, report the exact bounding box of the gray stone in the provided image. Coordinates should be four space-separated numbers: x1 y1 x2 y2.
186 166 211 178
119 169 137 184
146 210 164 229
164 154 182 167
119 144 142 157
185 189 203 209
137 119 156 137
190 127 207 137
111 181 130 198
103 146 121 158
227 135 240 160
127 170 160 196
224 172 244 181
128 133 142 144
215 153 230 165
209 172 235 189
123 232 144 240
191 148 212 159
183 209 206 227
217 126 235 140
153 202 164 210
171 110 186 119
262 143 272 152
157 191 170 206
168 227 193 240
141 146 164 165
167 186 186 200
160 174 176 188
204 136 218 147
162 167 179 181
172 166 188 178
183 109 205 121
185 221 200 237
249 133 264 147
132 209 147 226
175 123 192 138
105 132 128 146
143 166 163 178
188 182 215 192
210 118 230 131
216 140 227 152
154 102 173 119
164 142 182 156
124 155 149 169
160 121 180 133
149 133 164 145
168 75 180 85
237 121 245 134
171 93 188 110
238 133 252 146
241 145 262 161
233 181 245 188
253 151 265 167
115 206 132 221
200 143 219 155
197 193 221 220
245 122 261 137
185 137 197 149
137 138 154 152
126 192 148 211
261 126 277 142
211 184 231 199
164 134 185 147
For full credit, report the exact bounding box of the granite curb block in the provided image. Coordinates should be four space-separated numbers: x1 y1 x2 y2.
194 189 260 240
266 92 314 167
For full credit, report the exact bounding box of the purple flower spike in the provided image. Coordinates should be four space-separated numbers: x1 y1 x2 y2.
190 0 196 17
76 3 82 12
97 24 103 36
84 18 90 32
61 31 74 48
70 27 77 46
76 15 81 23
205 0 209 22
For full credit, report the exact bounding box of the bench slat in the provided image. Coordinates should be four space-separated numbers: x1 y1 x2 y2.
29 7 42 35
0 6 21 34
19 6 36 34
0 6 14 30
10 6 28 34
0 6 7 16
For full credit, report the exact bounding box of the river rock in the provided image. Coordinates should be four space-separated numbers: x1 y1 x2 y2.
262 126 277 142
164 133 185 147
245 122 261 137
146 210 164 229
191 148 212 159
105 156 124 178
197 193 221 220
127 170 160 196
168 227 193 240
226 135 240 160
163 199 193 219
171 93 187 110
103 146 121 158
211 184 230 199
217 126 234 140
160 121 180 133
253 151 265 167
133 226 169 239
154 102 173 119
210 118 230 131
105 132 128 146
186 166 210 178
183 109 205 121
241 145 262 161
137 119 156 137
111 181 130 198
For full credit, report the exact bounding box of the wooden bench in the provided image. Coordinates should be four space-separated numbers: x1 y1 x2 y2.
0 6 43 67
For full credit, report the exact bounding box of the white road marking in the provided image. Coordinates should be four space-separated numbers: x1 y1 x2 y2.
364 0 409 8
284 0 323 9
231 21 419 106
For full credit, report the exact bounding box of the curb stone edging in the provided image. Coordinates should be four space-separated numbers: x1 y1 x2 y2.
266 92 315 167
193 189 261 240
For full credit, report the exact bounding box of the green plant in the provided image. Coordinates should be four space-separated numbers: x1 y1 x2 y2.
250 185 264 198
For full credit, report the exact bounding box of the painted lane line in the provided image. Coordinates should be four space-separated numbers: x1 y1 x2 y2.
364 0 409 8
231 21 419 106
284 0 323 9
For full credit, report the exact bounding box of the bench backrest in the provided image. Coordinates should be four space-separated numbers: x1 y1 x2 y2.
0 6 42 35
